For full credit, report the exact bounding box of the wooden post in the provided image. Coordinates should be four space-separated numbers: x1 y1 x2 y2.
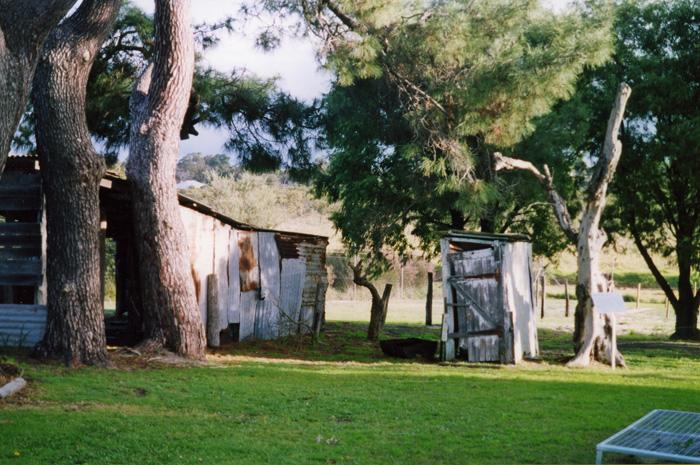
400 265 405 299
352 255 357 300
534 272 540 315
311 282 326 344
206 274 220 348
611 313 617 370
665 297 670 320
425 272 433 325
540 273 546 319
440 313 449 360
635 283 641 310
99 221 107 305
564 281 570 317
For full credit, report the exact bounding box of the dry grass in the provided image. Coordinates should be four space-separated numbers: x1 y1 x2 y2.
326 294 676 338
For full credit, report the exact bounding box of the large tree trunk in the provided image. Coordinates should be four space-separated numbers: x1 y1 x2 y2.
672 246 700 339
568 218 622 366
494 83 632 368
0 0 77 168
367 284 392 341
565 84 632 368
32 0 122 366
126 0 205 358
630 224 700 340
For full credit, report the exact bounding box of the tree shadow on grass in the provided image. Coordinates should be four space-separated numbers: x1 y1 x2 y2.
214 324 696 370
3 351 700 465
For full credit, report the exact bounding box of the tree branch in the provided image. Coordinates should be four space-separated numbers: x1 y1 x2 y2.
587 83 632 203
317 0 448 116
350 261 381 303
630 222 678 307
493 152 578 243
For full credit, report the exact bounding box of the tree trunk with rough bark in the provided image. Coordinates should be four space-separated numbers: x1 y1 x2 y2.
630 226 700 340
126 0 205 358
0 0 77 168
494 83 632 368
351 263 392 341
32 0 122 366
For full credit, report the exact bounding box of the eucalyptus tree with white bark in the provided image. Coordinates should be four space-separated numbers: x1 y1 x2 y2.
0 0 77 168
32 0 123 366
127 0 205 358
494 83 632 368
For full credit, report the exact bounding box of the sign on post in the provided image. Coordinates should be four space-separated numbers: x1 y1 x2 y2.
591 292 628 370
591 292 627 314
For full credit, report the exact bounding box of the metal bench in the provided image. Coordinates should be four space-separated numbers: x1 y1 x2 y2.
596 409 700 464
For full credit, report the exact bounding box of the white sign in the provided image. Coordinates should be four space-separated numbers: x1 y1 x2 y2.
592 292 628 314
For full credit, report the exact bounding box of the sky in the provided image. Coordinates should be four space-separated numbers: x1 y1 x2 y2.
131 0 572 156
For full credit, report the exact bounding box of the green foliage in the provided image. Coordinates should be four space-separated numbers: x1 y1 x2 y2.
85 1 154 156
17 1 316 175
316 79 460 276
182 171 330 229
309 1 613 273
190 68 318 177
176 153 236 183
517 0 700 288
608 0 700 277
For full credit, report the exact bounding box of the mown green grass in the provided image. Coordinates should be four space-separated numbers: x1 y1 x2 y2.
1 323 700 465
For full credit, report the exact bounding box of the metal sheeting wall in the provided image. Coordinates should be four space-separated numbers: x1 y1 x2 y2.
0 199 327 347
180 207 214 323
227 229 241 324
255 232 281 340
236 230 259 341
0 305 46 347
278 259 306 336
213 220 230 332
501 242 538 361
180 206 328 342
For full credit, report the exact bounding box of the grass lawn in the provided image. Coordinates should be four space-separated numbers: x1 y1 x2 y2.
1 308 699 464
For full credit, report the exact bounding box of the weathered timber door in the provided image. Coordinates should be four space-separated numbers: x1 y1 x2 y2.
448 247 506 362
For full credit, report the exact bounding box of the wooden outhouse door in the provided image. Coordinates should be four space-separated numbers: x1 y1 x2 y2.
448 247 507 362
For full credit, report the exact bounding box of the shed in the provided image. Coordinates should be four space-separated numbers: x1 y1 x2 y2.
0 155 329 347
439 231 538 363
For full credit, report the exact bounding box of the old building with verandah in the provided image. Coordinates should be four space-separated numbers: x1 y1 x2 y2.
0 154 328 347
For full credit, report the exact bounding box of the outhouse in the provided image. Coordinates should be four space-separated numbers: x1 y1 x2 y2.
439 231 538 363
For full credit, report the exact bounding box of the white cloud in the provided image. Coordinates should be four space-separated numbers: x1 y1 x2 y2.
130 0 330 155
131 0 330 101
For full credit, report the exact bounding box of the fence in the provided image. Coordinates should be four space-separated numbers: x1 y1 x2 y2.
325 254 442 301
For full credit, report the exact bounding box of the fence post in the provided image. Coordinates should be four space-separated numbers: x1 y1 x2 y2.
540 273 546 319
564 281 570 317
352 255 357 300
636 283 641 310
425 272 433 326
534 271 540 315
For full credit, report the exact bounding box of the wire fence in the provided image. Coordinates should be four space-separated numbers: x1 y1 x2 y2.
325 253 442 301
326 253 693 323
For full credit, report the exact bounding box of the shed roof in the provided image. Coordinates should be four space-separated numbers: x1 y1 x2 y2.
444 230 530 243
101 172 328 242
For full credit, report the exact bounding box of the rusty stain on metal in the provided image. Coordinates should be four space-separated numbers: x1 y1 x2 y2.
191 264 201 304
238 232 259 291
